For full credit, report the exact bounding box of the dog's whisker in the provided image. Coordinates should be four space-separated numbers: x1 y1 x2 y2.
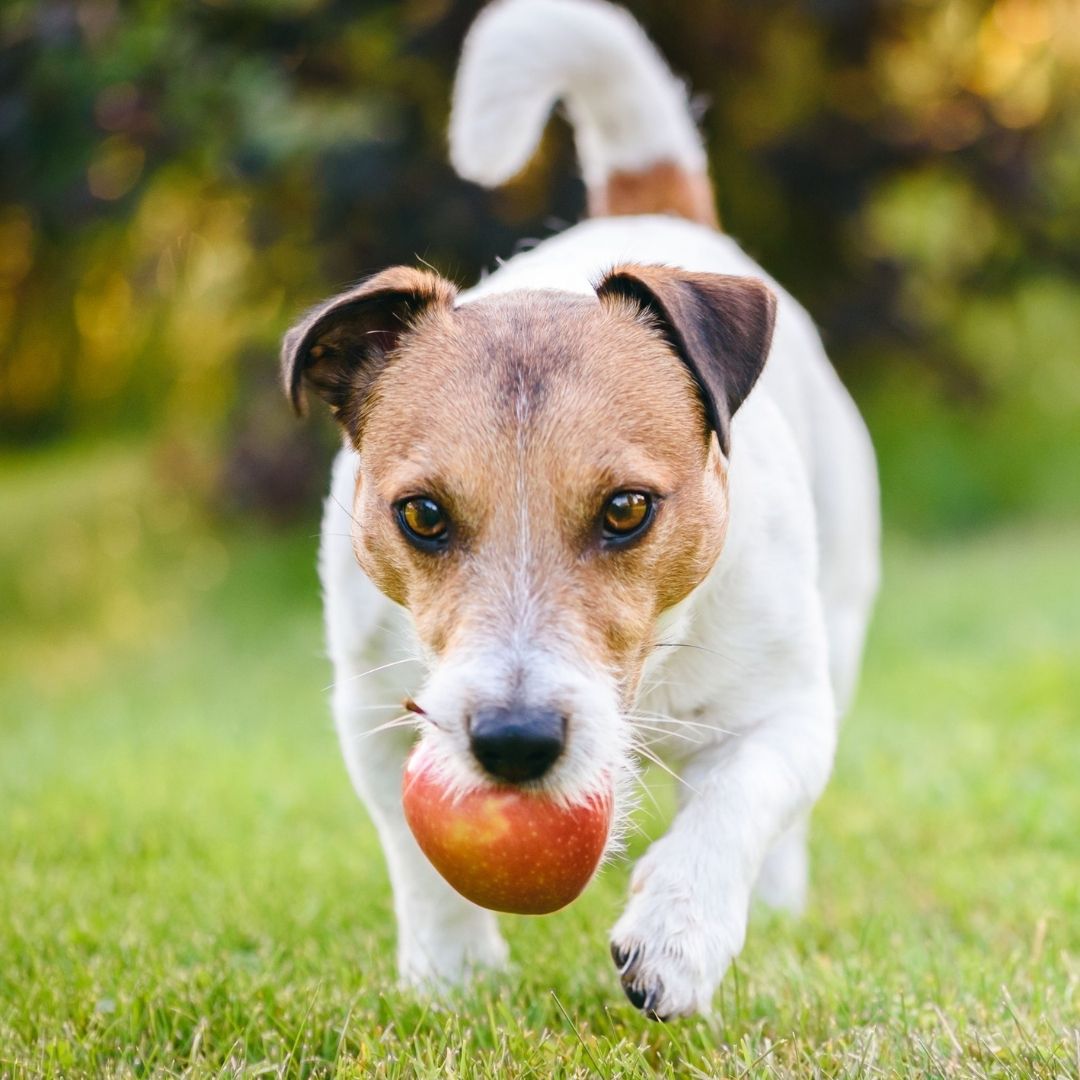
626 707 700 721
629 720 699 743
633 777 666 820
651 640 715 653
650 640 746 665
365 619 428 661
628 709 709 727
630 721 704 745
633 744 702 796
626 711 737 737
329 491 362 529
346 709 447 742
324 656 424 693
630 714 740 738
638 677 686 691
346 713 418 743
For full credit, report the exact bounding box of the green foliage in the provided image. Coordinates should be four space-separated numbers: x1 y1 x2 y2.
1 0 1077 531
2 443 1078 1076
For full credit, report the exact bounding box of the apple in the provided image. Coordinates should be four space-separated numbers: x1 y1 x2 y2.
401 746 613 915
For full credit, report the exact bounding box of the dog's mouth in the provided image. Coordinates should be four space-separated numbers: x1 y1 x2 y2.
400 641 635 823
404 695 567 787
407 703 625 803
401 682 637 877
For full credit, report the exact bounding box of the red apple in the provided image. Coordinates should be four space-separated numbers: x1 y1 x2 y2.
401 746 613 915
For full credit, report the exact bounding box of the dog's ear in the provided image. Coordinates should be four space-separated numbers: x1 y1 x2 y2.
595 264 777 455
282 266 458 429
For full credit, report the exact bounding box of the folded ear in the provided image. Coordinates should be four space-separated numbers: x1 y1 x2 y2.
281 266 458 429
595 264 777 455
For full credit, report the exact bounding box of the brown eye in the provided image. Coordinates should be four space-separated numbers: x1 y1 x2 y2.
601 491 653 542
397 497 449 547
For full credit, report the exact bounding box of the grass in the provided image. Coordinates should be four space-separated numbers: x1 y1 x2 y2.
1 441 1078 1077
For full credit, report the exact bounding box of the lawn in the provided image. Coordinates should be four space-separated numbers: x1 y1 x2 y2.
1 443 1078 1078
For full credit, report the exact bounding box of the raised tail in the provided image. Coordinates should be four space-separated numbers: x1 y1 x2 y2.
449 0 717 227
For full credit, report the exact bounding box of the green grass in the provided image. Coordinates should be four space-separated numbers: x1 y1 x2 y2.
1 443 1078 1077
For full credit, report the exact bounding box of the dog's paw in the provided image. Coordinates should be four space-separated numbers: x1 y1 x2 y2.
609 925 718 1020
609 847 748 1019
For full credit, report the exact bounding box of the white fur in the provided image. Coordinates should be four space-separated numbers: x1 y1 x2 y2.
319 0 880 1018
450 0 707 189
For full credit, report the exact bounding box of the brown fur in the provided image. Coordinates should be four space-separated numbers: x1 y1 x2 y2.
282 267 458 422
588 161 718 228
283 265 777 701
597 265 777 456
349 289 728 700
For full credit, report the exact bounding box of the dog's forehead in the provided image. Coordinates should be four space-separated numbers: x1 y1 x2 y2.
361 289 706 492
417 289 656 407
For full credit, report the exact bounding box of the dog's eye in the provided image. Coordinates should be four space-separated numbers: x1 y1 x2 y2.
397 497 450 547
601 491 653 542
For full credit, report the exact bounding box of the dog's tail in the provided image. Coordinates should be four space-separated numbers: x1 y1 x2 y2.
449 0 717 227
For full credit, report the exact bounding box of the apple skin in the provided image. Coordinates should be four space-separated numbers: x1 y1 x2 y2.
402 747 613 915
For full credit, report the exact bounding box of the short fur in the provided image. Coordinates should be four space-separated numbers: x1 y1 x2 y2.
285 0 879 1019
590 162 718 226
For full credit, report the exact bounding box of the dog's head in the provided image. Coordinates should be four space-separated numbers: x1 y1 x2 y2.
283 265 775 806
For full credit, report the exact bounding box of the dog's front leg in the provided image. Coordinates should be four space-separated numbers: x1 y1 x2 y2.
611 699 835 1019
333 677 509 990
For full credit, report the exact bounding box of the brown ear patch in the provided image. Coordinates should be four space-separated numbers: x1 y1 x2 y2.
281 266 458 430
595 264 777 455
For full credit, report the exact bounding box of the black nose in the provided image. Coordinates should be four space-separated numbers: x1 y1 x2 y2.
468 706 566 783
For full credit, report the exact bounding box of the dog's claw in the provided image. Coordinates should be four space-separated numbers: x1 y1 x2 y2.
619 977 666 1021
610 941 640 976
613 940 668 1019
642 983 666 1021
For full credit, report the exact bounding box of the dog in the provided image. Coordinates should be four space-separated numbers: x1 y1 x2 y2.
282 0 880 1020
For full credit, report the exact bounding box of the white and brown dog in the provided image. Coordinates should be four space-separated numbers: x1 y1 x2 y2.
283 0 879 1020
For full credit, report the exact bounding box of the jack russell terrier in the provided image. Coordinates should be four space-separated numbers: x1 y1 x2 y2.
282 0 880 1020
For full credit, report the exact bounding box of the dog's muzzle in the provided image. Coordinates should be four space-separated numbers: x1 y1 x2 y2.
468 706 566 783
